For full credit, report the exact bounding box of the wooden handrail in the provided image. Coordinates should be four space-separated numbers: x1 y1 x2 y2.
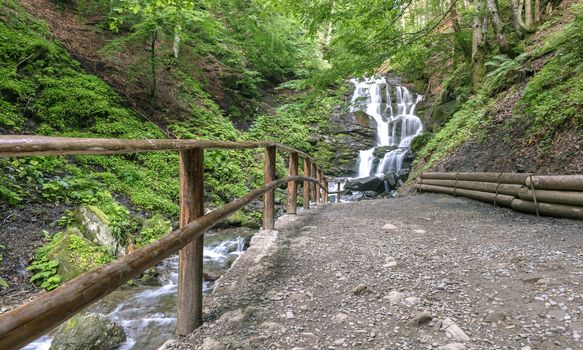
0 176 327 349
0 135 313 160
0 135 331 348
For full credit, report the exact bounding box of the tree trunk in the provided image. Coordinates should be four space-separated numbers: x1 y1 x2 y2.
534 0 541 23
510 0 526 38
150 29 158 99
450 0 472 62
487 0 512 55
472 0 488 90
525 0 533 29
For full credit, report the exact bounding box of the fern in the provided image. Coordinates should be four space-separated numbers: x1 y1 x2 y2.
483 53 530 95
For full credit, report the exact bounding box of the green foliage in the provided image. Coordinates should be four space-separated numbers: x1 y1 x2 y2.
27 257 61 291
516 7 583 140
27 231 62 291
483 53 530 96
137 214 172 246
66 234 116 270
415 96 489 171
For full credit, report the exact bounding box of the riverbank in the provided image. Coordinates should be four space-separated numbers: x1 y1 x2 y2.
166 193 582 349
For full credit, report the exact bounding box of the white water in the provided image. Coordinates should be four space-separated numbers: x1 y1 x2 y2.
24 235 249 350
351 77 424 178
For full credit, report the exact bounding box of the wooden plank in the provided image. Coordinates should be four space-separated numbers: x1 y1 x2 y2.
303 158 311 210
263 146 277 230
176 148 204 335
0 175 323 350
0 135 313 160
287 152 299 214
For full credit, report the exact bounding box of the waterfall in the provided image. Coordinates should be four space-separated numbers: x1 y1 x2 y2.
351 77 423 178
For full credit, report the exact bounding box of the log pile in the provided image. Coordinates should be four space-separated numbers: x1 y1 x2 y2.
415 173 583 220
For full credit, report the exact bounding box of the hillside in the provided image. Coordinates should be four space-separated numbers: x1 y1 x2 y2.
409 0 583 178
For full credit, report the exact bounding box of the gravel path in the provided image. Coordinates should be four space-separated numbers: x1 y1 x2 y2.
170 193 583 350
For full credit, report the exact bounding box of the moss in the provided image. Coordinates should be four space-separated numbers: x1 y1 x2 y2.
86 205 110 225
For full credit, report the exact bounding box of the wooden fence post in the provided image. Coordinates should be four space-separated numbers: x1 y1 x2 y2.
337 182 341 203
323 178 328 203
263 146 276 230
311 163 317 203
177 148 204 335
287 152 299 214
316 170 322 203
303 158 311 210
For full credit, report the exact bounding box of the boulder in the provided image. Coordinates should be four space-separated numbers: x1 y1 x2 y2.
75 206 125 257
373 146 397 158
50 313 126 350
47 228 107 282
384 172 400 189
344 176 385 193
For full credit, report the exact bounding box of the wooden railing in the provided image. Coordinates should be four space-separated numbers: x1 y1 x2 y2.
0 135 330 349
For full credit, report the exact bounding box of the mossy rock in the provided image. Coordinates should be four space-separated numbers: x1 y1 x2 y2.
75 205 125 256
373 146 397 158
47 228 114 283
46 229 88 282
50 313 126 350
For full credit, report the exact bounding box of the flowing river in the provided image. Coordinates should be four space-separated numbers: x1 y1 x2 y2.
24 231 250 350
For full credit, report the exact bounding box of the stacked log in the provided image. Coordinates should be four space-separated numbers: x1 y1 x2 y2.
415 173 583 220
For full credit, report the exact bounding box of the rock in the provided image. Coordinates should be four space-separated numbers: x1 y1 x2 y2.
352 284 371 295
333 313 354 323
47 228 112 283
201 338 225 350
382 223 398 233
140 274 161 286
75 205 125 256
286 311 295 319
373 146 397 158
536 277 550 285
521 274 545 283
334 338 346 346
344 176 385 193
383 256 398 267
437 343 466 350
485 310 507 323
50 313 126 350
158 339 178 350
384 172 400 188
404 296 420 305
384 291 404 304
408 311 433 326
441 318 470 341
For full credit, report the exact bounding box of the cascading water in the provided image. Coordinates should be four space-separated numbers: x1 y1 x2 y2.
351 77 424 178
24 235 250 350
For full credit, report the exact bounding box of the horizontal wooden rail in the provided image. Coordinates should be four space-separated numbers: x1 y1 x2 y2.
0 135 313 160
0 175 327 350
